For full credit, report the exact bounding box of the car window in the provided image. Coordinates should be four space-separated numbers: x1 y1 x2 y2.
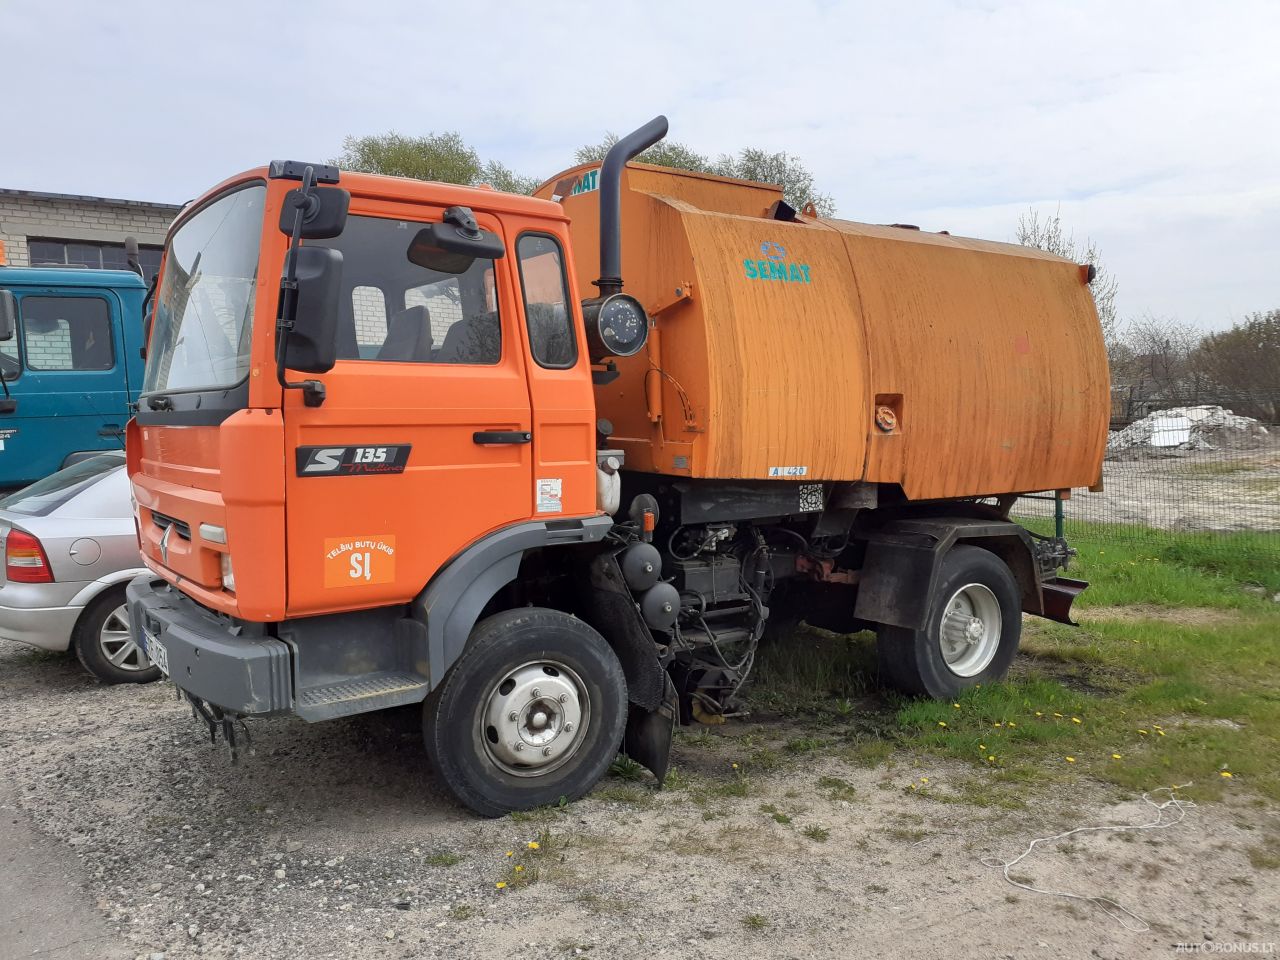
516 234 577 368
21 296 114 371
0 453 125 517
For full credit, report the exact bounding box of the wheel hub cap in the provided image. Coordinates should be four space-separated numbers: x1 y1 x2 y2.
100 604 151 672
482 662 588 777
939 584 1002 678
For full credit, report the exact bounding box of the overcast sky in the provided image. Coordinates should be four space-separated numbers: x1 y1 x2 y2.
4 0 1276 329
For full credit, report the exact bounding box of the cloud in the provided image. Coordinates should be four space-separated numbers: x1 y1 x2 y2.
3 0 1277 327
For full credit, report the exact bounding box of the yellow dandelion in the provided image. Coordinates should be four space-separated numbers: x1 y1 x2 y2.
1112 754 1122 760
987 755 996 762
514 865 525 873
1034 711 1043 717
979 744 987 750
920 777 929 783
1053 712 1063 718
1220 771 1233 779
993 722 1003 728
1138 729 1148 735
526 841 540 850
953 703 961 709
505 851 514 858
1065 756 1076 763
495 881 507 889
908 783 916 791
937 721 948 728
1007 722 1017 728
732 763 740 770
1156 730 1166 737
1071 717 1082 724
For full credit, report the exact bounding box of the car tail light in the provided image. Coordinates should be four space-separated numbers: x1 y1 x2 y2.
6 529 53 583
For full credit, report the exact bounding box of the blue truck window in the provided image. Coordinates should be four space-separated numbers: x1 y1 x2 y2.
20 297 114 371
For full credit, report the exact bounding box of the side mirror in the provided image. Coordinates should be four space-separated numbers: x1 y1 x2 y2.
278 186 350 240
408 206 505 274
0 290 16 341
281 246 343 374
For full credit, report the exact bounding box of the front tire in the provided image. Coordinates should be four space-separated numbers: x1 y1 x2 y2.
73 585 161 685
876 545 1021 700
423 608 627 817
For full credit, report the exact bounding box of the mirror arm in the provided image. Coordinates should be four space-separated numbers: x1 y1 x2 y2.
276 165 326 407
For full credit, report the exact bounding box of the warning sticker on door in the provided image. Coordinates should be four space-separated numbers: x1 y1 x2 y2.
536 478 563 514
324 536 396 587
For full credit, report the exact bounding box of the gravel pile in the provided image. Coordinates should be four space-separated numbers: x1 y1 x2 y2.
1108 405 1271 459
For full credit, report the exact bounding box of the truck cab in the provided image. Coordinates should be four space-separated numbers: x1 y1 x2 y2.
0 266 146 488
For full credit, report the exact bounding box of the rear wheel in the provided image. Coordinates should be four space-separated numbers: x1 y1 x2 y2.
876 545 1020 700
423 608 627 817
73 585 161 685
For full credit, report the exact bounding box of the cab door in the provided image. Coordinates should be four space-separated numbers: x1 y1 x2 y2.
1 288 128 485
510 228 598 519
281 203 534 617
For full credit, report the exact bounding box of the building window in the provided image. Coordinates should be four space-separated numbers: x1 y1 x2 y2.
28 238 163 280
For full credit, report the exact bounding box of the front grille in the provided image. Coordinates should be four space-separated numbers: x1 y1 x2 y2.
151 511 192 540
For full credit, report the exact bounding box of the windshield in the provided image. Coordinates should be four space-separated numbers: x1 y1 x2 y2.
0 452 125 517
144 183 266 394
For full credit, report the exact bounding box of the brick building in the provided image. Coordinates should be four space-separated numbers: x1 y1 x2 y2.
0 188 182 280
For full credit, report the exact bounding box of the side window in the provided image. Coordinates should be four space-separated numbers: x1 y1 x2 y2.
315 215 501 365
516 234 577 368
20 297 113 371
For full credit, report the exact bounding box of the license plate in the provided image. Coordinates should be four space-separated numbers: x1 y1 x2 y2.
143 631 170 676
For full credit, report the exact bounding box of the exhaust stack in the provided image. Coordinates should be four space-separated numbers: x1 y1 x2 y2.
595 115 668 298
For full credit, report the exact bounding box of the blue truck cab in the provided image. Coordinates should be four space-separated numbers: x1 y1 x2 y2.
0 266 147 488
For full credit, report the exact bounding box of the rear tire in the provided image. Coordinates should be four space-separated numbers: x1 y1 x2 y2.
423 608 627 818
876 545 1020 700
73 585 161 685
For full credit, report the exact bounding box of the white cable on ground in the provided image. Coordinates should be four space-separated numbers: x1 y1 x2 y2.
980 784 1197 932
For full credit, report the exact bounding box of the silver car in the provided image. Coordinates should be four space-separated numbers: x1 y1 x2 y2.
0 452 158 683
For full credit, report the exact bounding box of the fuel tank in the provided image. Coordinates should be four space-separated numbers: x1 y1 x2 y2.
534 163 1109 501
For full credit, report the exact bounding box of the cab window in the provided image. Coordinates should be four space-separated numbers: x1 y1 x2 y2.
317 215 501 365
20 297 114 371
515 234 577 368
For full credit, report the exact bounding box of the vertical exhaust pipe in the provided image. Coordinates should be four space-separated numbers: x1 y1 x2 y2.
595 115 668 298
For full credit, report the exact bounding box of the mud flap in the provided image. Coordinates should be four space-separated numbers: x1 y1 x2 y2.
623 674 678 785
1040 576 1088 626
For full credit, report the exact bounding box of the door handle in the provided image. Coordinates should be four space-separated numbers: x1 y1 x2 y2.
99 424 124 437
473 431 532 445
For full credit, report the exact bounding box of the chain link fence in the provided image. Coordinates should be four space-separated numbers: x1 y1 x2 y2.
1012 394 1280 560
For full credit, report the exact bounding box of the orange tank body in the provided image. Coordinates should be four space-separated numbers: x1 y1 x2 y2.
535 162 1109 500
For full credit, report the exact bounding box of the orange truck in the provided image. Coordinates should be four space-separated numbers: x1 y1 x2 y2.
126 117 1108 816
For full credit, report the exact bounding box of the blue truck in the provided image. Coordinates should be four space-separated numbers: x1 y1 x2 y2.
0 253 148 488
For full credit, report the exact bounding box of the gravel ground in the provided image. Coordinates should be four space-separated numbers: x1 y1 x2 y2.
1015 444 1280 532
1 641 1277 960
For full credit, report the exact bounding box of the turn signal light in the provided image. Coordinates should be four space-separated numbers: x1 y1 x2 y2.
6 529 53 583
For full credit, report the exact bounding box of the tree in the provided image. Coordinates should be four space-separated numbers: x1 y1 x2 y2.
1193 309 1280 421
1017 208 1120 357
333 131 539 194
574 136 836 215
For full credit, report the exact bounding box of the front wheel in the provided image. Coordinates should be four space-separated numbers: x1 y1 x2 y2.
877 545 1021 700
423 608 627 817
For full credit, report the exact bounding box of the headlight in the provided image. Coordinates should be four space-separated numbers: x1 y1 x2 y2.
220 552 236 593
581 293 649 362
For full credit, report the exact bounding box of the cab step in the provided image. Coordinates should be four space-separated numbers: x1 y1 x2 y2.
295 671 428 722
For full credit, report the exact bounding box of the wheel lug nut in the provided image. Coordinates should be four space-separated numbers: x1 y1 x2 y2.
542 746 552 757
558 694 568 703
564 722 573 733
508 711 519 722
531 687 541 698
514 743 524 752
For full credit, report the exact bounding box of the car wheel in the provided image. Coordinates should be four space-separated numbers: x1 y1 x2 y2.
423 607 627 818
876 545 1021 700
73 585 161 685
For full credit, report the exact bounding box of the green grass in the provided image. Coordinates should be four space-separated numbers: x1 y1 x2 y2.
752 525 1280 804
